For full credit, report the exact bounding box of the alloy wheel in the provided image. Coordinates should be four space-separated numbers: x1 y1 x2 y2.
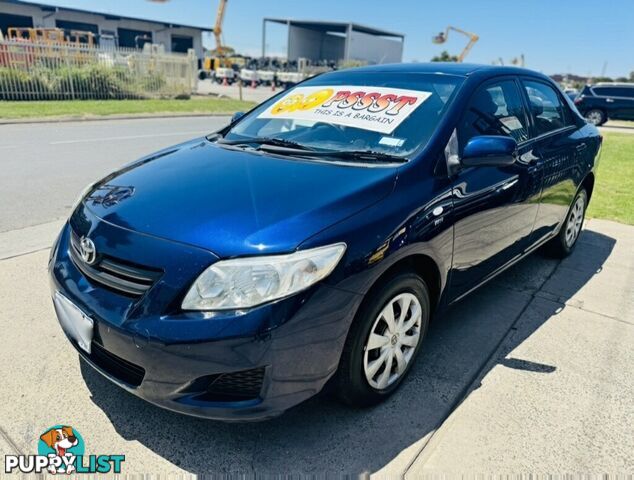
363 292 422 390
565 194 585 248
585 110 604 126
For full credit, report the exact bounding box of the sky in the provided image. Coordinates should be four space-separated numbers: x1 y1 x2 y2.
23 0 634 78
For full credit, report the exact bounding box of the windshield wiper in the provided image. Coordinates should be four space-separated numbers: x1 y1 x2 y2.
305 149 407 163
216 137 406 163
256 144 407 163
217 137 315 151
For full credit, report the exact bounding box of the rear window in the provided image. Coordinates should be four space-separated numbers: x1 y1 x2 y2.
523 80 569 135
613 87 634 98
593 86 634 98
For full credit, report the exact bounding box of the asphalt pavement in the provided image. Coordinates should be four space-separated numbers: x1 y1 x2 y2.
0 116 229 234
0 117 632 475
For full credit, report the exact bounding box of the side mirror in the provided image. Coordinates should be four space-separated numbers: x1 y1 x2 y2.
462 135 517 168
231 111 245 123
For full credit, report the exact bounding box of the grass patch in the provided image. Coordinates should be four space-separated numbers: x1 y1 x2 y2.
0 97 255 120
587 132 634 225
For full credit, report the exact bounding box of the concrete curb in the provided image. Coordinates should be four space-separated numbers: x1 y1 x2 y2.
0 112 233 126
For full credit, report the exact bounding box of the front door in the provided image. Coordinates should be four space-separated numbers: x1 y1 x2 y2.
449 78 543 301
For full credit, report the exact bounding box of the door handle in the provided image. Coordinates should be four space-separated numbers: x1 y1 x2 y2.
500 179 518 191
606 98 615 103
576 143 588 152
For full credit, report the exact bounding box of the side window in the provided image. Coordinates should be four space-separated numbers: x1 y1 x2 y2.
523 80 568 135
615 87 634 98
459 79 529 150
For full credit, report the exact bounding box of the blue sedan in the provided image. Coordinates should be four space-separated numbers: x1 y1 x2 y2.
49 63 601 421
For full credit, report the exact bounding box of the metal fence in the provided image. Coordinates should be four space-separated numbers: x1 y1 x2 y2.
0 40 198 100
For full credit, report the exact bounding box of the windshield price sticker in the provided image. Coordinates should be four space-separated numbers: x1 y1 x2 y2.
258 86 432 134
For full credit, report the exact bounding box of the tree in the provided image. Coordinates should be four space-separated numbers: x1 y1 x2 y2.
431 50 459 62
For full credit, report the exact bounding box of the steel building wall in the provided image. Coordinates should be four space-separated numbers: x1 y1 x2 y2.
347 30 403 64
0 1 204 58
287 25 344 62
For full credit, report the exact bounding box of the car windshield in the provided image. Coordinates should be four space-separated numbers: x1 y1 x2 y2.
221 71 464 160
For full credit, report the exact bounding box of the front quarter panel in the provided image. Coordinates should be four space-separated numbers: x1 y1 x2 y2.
300 160 454 306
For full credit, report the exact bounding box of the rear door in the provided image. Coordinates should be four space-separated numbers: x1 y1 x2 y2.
521 78 584 242
608 87 634 119
448 77 543 301
592 86 634 119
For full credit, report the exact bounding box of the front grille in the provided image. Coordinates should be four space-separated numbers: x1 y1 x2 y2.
192 367 266 402
86 341 145 387
69 231 161 297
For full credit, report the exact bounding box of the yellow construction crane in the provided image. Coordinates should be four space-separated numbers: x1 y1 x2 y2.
213 0 228 56
147 0 232 54
432 26 479 62
147 0 235 78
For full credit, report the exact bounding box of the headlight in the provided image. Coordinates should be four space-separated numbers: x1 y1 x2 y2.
182 243 346 311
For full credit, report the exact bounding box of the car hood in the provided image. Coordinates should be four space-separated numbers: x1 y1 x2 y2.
84 139 397 258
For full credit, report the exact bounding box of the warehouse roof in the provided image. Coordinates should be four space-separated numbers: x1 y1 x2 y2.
263 18 404 39
3 0 213 31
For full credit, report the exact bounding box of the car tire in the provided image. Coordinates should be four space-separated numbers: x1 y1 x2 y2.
334 271 430 407
584 109 606 126
544 188 588 258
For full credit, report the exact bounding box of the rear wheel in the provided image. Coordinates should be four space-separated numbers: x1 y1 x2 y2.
584 109 606 126
544 188 587 258
335 271 430 407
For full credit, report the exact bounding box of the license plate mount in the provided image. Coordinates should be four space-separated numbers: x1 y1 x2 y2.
53 292 94 354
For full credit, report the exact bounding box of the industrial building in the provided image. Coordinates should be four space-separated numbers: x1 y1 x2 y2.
262 18 404 65
0 0 210 57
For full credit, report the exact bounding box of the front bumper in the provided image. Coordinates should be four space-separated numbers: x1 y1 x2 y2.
49 214 362 421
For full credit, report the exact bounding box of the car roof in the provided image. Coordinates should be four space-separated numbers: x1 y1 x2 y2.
593 82 634 87
342 62 548 79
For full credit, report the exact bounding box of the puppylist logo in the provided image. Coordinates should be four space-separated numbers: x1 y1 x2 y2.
4 425 125 474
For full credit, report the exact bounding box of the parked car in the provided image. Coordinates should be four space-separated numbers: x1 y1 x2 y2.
49 63 601 421
564 88 579 102
574 82 634 125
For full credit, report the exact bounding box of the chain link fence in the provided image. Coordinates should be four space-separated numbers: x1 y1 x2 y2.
0 40 198 100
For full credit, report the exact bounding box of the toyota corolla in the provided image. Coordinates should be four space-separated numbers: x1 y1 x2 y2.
49 63 601 421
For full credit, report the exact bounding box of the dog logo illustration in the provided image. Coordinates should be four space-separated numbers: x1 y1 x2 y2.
4 425 124 474
38 425 84 474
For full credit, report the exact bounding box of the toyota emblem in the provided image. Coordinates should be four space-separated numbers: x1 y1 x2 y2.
79 237 97 265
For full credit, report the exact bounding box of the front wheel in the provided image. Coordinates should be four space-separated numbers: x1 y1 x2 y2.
544 188 588 258
335 271 430 407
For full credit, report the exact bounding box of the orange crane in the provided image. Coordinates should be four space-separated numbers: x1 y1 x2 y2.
432 26 479 62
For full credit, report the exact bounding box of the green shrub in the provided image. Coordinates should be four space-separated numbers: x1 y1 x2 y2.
50 64 145 99
0 63 187 100
0 68 52 100
138 72 167 92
